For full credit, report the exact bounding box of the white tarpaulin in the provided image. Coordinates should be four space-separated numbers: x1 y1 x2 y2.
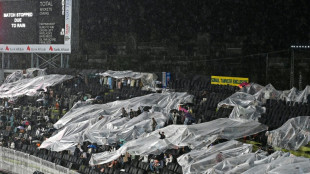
223 83 310 121
40 92 194 152
267 116 310 150
177 139 310 174
241 83 310 103
177 140 253 174
0 74 73 99
3 68 47 84
89 118 268 165
217 92 265 121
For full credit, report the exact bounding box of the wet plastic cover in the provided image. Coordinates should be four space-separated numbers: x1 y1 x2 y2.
177 140 253 174
217 92 265 121
0 74 73 99
241 83 310 103
40 92 194 152
3 68 47 84
267 116 310 150
177 139 310 174
89 118 267 165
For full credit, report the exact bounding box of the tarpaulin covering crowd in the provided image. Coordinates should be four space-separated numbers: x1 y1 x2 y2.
0 74 73 99
40 92 194 151
266 116 310 150
89 119 267 166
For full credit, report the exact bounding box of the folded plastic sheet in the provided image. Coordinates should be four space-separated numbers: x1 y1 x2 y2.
89 118 268 165
97 70 158 90
267 116 310 150
177 140 253 174
0 74 73 99
40 92 194 152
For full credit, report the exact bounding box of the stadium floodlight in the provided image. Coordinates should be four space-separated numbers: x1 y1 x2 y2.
291 45 310 49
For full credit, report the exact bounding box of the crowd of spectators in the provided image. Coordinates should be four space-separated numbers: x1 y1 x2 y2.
0 74 257 174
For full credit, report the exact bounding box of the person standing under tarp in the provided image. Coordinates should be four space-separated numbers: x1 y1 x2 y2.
152 118 157 131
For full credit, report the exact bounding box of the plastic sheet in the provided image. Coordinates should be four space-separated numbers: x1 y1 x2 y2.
241 83 310 103
89 118 268 165
54 92 193 129
0 74 73 99
3 68 46 84
178 141 310 174
241 152 310 174
267 116 310 150
97 70 158 90
177 140 253 174
218 92 265 121
40 92 194 152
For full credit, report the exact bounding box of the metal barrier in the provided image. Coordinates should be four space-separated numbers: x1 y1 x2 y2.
0 146 80 174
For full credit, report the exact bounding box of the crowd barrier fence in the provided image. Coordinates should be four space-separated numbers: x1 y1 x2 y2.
0 146 80 174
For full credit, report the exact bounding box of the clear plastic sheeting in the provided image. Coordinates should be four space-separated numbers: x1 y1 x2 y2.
53 92 193 129
241 83 310 103
180 142 310 174
89 118 268 165
3 70 24 84
97 70 158 90
252 84 282 103
83 112 167 145
0 74 73 99
177 140 253 174
229 105 265 120
40 92 194 152
3 68 47 84
241 152 310 174
218 92 265 121
267 116 310 150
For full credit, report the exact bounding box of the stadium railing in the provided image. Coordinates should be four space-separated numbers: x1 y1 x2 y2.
0 146 79 174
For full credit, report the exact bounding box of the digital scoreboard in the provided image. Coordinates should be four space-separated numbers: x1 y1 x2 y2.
0 0 72 53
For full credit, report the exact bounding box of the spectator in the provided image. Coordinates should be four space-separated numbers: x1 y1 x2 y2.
152 118 157 131
137 107 142 116
165 154 173 166
121 108 128 118
129 109 134 119
159 132 165 139
216 152 224 162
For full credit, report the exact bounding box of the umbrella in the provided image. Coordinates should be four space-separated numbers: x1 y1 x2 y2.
179 106 188 113
239 82 250 88
17 126 25 130
22 121 30 126
87 144 97 149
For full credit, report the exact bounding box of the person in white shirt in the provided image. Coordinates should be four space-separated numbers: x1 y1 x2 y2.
27 124 32 132
10 142 15 149
165 154 173 166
